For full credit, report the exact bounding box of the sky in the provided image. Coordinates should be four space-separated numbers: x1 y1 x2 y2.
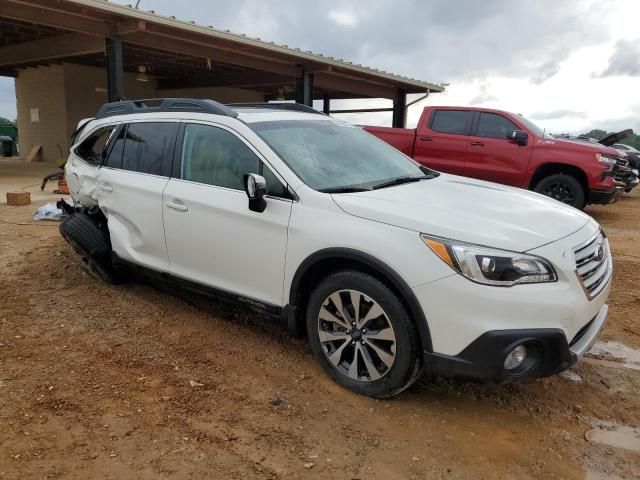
1 0 639 134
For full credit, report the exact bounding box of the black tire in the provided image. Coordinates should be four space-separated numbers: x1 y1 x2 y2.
533 173 586 209
59 213 124 284
306 271 422 398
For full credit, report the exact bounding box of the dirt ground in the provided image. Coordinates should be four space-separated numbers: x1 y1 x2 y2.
1 159 639 479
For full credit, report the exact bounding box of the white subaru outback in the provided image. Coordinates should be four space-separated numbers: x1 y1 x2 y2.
62 99 611 397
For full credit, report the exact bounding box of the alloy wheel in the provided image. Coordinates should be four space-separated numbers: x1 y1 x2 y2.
542 182 576 204
317 289 397 382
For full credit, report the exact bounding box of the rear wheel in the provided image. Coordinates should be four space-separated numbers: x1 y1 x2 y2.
534 173 586 209
59 213 124 284
306 271 422 397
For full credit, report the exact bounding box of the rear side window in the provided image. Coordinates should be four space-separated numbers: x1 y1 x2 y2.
476 113 518 139
430 110 470 135
121 122 177 176
180 124 259 190
75 126 117 165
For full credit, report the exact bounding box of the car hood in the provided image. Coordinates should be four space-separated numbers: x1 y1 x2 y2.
331 174 591 252
599 129 633 147
551 137 623 157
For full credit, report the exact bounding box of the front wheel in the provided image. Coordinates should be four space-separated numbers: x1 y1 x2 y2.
533 173 586 209
306 271 422 397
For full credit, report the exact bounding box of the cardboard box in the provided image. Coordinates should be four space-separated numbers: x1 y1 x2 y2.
6 191 31 206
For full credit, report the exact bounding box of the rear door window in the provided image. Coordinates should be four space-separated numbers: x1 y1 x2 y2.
75 126 117 165
476 113 518 139
120 122 178 176
429 110 471 135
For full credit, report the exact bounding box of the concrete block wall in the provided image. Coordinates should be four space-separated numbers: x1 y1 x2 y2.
15 65 68 163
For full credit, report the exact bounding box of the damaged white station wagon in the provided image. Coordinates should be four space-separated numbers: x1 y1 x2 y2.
62 98 611 397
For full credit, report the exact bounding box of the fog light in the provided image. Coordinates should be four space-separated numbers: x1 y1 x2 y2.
504 345 527 371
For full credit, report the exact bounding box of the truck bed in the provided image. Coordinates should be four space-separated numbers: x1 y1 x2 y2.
363 126 416 157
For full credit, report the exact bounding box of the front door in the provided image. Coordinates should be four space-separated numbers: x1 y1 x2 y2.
465 112 533 188
163 122 293 307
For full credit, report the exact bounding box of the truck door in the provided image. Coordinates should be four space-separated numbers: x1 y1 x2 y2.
412 109 473 176
465 112 533 188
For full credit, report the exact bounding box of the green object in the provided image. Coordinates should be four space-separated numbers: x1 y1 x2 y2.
0 122 18 156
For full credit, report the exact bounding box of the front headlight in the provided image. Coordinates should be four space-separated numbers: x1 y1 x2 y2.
596 153 618 166
421 234 557 286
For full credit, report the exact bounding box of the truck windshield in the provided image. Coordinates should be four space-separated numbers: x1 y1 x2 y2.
249 119 426 192
517 115 554 139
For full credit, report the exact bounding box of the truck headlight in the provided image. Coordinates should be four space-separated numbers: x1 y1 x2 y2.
421 235 557 286
596 153 618 166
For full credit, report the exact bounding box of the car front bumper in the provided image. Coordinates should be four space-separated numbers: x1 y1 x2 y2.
422 304 608 380
588 187 620 205
413 220 611 381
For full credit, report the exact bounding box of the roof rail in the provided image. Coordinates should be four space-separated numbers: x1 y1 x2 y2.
227 102 325 115
95 98 239 119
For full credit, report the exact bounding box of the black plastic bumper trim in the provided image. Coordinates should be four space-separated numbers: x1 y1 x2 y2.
423 328 576 381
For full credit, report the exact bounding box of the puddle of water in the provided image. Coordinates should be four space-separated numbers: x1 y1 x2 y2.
585 341 640 371
585 420 640 453
559 369 583 382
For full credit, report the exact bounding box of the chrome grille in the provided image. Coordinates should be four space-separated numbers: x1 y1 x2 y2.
573 231 612 300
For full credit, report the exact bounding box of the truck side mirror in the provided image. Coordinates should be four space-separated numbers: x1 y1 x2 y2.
243 173 267 212
508 130 529 146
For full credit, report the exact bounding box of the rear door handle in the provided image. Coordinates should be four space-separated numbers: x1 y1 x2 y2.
470 141 485 146
419 136 433 142
166 201 188 212
99 184 113 192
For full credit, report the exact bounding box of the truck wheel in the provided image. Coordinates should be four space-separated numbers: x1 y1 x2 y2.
534 174 586 209
59 213 124 285
306 271 422 398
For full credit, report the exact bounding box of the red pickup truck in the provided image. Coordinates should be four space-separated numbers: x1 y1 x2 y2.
364 106 621 209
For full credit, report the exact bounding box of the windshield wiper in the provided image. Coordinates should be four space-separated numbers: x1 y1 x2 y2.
318 185 373 193
371 175 432 190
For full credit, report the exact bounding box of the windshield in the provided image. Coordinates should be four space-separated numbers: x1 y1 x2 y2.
516 115 554 139
249 119 425 191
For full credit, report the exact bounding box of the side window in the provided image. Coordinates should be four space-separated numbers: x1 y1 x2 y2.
180 124 259 190
476 113 518 139
430 110 470 135
121 122 177 175
75 126 117 165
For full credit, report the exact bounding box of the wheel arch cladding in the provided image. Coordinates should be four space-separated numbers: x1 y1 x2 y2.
289 248 433 352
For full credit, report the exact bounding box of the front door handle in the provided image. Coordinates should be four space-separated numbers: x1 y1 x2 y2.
99 184 113 192
470 141 485 146
419 136 433 142
166 201 188 212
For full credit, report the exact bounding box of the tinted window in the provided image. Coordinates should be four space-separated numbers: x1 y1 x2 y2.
75 126 117 165
104 126 125 169
430 110 469 135
476 113 518 139
181 124 259 190
121 122 177 175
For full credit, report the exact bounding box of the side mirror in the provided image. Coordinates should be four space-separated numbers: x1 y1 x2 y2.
508 130 529 146
243 173 267 213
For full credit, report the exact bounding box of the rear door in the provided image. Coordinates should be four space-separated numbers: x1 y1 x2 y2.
96 121 178 271
465 112 533 187
412 109 473 175
162 122 292 307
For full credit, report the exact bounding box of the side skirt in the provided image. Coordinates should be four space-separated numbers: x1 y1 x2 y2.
111 253 284 318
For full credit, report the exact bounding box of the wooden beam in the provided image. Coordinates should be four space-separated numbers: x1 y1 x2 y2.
157 71 291 90
0 33 104 67
313 72 395 99
122 31 301 78
1 1 110 36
